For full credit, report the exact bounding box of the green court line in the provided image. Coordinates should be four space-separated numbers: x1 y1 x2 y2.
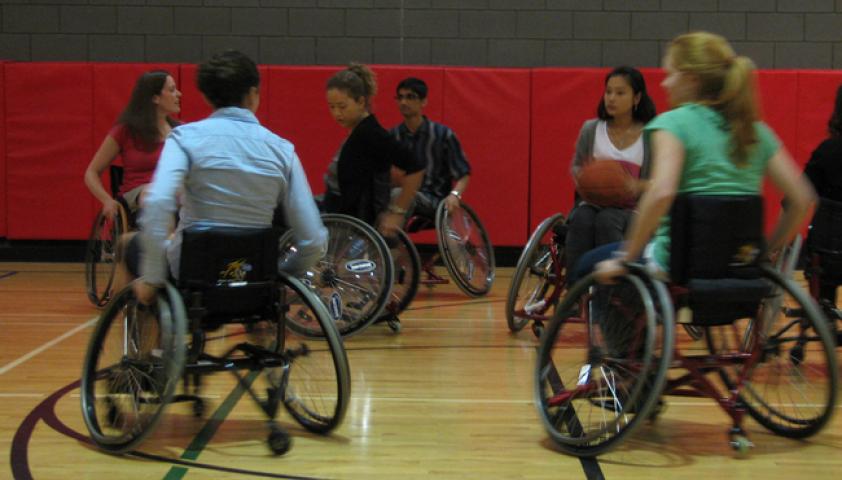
162 370 260 480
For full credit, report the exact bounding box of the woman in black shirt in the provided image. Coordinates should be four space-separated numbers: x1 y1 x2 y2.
323 63 425 236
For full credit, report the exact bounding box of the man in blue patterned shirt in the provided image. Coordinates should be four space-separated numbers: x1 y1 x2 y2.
391 77 472 218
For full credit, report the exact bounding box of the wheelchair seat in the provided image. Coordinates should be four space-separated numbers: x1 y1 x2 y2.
669 194 771 325
178 226 281 325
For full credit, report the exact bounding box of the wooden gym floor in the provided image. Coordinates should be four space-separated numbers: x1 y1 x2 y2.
0 262 840 479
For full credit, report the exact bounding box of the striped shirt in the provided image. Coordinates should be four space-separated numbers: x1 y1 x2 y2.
392 117 471 203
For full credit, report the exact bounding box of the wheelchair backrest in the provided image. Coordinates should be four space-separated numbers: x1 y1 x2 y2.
808 197 842 255
669 194 765 285
668 194 769 325
178 226 280 289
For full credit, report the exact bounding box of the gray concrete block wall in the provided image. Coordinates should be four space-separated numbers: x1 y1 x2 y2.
3 0 842 68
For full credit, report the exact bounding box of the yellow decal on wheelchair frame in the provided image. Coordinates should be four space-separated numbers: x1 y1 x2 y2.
731 243 760 266
219 259 253 281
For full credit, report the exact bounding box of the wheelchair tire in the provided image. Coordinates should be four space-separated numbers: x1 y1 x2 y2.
275 272 350 434
385 228 421 317
279 214 394 338
80 283 187 453
705 266 838 439
84 206 128 307
435 201 495 297
534 269 675 457
506 213 566 333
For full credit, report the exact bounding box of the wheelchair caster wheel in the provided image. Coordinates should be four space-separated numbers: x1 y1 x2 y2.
387 319 402 333
268 426 292 455
192 399 205 418
729 434 753 457
531 322 544 339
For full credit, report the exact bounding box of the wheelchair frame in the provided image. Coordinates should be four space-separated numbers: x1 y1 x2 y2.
81 229 351 455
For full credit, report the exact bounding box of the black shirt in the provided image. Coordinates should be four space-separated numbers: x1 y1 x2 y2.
324 114 424 225
805 136 842 203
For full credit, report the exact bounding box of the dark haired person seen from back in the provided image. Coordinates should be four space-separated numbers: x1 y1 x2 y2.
128 50 327 304
803 83 842 303
390 77 471 218
804 84 842 203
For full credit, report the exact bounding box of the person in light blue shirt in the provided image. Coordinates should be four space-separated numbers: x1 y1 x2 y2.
129 50 327 304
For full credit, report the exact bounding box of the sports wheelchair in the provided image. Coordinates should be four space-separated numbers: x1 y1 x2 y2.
279 213 395 337
85 165 133 307
796 197 842 345
534 195 838 457
506 213 568 338
396 201 495 299
80 227 350 455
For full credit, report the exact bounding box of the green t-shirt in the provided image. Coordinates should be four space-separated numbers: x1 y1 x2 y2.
643 103 781 270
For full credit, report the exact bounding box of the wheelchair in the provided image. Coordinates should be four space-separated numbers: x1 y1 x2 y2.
799 197 842 345
401 200 495 298
279 213 395 337
506 213 568 338
80 227 351 455
534 195 838 457
85 165 133 307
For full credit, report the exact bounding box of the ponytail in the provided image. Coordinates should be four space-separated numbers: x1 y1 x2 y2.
669 32 760 167
326 62 377 110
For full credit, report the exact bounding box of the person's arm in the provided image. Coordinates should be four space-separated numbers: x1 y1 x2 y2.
443 175 469 211
134 134 188 303
381 169 423 236
594 129 685 283
571 121 594 179
378 128 424 236
278 152 328 274
442 129 472 211
84 135 121 218
766 147 817 253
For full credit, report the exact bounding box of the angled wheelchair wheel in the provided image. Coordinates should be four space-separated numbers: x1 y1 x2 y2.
80 283 186 453
386 229 421 316
84 206 128 307
705 266 838 439
506 213 566 333
534 270 675 457
435 202 495 297
270 273 350 434
280 214 394 337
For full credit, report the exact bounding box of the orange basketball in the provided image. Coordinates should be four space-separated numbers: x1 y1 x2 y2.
575 159 635 207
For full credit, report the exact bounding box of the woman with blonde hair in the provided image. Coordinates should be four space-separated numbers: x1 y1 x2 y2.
566 31 815 283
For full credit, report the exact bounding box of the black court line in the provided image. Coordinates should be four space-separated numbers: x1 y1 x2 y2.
0 271 18 280
540 352 606 480
9 378 329 480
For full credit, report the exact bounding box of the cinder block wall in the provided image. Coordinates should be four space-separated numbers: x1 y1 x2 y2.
2 0 842 68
